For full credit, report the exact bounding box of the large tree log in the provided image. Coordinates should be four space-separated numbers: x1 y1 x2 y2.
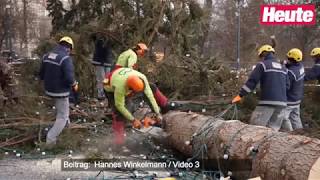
163 111 320 180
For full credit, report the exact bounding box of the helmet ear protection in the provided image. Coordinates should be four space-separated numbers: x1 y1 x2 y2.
127 75 145 92
136 48 145 57
136 43 148 57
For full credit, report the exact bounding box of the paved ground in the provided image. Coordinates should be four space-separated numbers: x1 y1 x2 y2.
0 156 109 180
0 130 173 180
0 154 173 180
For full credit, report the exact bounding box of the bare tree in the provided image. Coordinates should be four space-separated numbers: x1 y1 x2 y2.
23 0 28 55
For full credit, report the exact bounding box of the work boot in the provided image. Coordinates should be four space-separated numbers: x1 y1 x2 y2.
37 142 55 151
42 142 56 150
97 96 105 101
40 126 51 142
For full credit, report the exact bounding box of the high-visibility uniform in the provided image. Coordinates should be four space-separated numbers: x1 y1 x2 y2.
115 49 138 69
104 68 161 145
106 68 160 121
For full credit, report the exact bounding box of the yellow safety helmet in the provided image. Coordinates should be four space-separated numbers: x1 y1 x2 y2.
59 36 74 49
258 44 275 56
287 48 303 62
310 48 320 57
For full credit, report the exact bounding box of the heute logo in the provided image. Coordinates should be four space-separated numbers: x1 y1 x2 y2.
260 4 316 25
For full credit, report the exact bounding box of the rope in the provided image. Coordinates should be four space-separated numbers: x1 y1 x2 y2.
214 104 235 119
189 104 239 177
232 104 239 120
212 103 239 121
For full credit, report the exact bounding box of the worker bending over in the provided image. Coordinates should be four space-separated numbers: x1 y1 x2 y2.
282 48 305 130
104 68 166 145
232 45 288 131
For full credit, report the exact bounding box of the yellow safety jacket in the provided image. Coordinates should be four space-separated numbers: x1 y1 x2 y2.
115 49 137 69
104 68 160 121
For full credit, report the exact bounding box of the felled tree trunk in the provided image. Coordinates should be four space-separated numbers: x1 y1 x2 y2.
163 111 320 180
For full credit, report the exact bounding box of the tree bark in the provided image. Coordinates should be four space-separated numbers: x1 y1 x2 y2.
163 111 320 180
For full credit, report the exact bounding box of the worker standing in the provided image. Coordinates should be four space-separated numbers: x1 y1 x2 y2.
305 48 320 81
104 68 163 145
232 45 288 131
39 36 78 145
115 43 148 70
282 48 305 130
91 33 114 100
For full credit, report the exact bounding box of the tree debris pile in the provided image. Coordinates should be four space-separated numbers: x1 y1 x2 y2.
142 54 250 99
0 59 111 152
0 58 19 106
300 84 320 128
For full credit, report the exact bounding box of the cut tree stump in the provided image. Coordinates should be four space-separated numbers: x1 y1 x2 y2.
163 111 320 180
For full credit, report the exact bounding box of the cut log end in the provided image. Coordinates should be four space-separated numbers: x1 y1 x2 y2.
308 157 320 180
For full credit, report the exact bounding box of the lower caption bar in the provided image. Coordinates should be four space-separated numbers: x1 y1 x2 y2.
61 159 252 171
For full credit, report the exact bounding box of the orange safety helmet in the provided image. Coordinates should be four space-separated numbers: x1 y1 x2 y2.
127 75 145 92
136 43 149 57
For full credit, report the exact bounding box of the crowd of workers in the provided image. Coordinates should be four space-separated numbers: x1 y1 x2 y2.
37 34 320 147
39 35 171 146
232 44 320 132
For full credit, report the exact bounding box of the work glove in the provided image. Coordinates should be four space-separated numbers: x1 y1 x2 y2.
232 95 242 104
72 81 79 92
155 114 163 124
103 78 109 86
132 119 142 129
270 35 276 39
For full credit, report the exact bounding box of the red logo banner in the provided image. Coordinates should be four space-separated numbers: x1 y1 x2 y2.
260 4 316 25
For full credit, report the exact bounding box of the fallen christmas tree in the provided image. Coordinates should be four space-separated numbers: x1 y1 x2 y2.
163 111 320 180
